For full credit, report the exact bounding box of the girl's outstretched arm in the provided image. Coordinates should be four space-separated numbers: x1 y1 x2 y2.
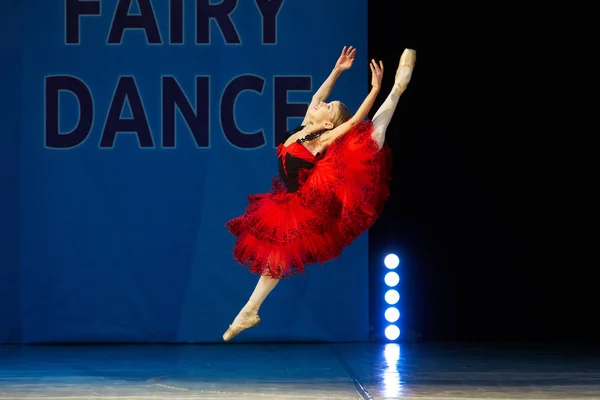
301 46 356 125
321 58 384 145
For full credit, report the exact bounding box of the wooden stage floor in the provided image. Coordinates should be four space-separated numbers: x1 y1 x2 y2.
1 342 599 399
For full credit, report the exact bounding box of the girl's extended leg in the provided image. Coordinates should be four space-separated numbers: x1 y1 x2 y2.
222 274 279 341
371 48 416 149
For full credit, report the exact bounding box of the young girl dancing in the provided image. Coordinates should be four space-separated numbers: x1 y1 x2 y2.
224 46 416 341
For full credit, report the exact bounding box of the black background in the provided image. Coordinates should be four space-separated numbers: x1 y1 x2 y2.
366 1 594 343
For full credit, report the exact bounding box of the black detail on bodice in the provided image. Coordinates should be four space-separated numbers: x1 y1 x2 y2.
278 153 315 193
278 126 317 193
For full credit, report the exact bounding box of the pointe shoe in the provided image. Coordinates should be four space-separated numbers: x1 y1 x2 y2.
222 309 261 342
394 48 416 91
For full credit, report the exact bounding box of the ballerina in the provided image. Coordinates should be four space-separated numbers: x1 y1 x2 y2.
223 47 416 341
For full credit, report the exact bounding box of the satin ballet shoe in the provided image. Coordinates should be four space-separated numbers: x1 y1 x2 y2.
222 309 260 342
394 48 416 91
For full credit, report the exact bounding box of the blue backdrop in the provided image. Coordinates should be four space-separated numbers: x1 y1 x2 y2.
1 0 369 344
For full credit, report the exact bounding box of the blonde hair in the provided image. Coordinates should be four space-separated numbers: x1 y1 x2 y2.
296 102 352 144
331 102 351 128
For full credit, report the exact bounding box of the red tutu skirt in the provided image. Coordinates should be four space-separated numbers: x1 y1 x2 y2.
225 120 392 279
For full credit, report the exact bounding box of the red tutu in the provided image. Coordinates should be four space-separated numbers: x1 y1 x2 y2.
225 120 392 279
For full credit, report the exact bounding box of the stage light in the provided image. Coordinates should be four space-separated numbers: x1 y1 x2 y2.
384 254 400 269
385 325 401 340
384 271 399 287
382 253 401 342
385 307 400 323
384 289 399 305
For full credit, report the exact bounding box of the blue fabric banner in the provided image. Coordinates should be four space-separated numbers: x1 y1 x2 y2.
2 0 369 343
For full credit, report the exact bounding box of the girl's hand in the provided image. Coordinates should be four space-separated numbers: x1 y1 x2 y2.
370 59 384 90
335 46 356 71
